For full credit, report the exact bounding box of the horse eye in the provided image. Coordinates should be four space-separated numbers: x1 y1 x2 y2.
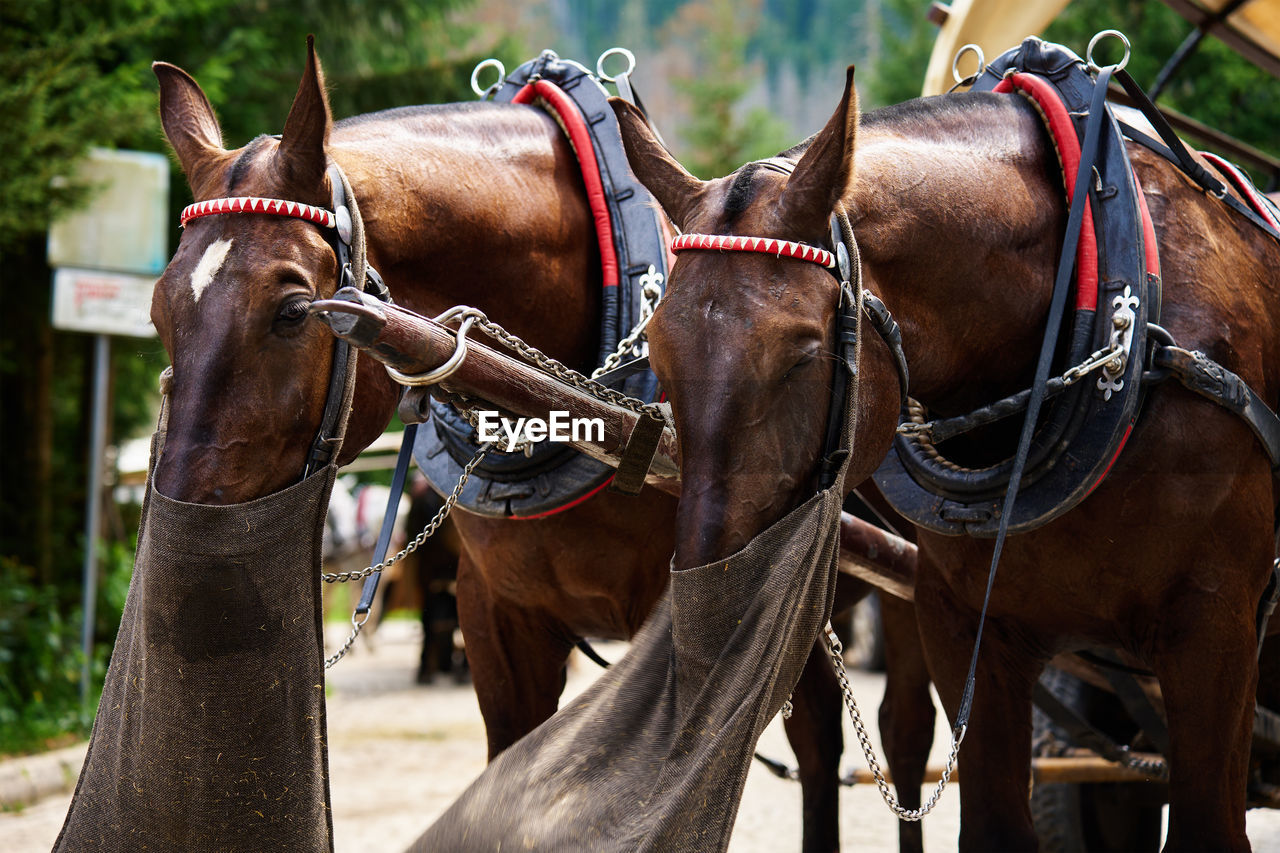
782 348 818 382
276 297 311 324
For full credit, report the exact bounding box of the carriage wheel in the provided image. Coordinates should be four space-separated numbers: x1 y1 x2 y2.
1031 664 1165 852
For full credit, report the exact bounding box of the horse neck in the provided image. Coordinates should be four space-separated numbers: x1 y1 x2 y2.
849 95 1066 415
330 103 602 370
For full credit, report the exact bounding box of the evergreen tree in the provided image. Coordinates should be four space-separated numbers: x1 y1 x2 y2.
0 0 505 755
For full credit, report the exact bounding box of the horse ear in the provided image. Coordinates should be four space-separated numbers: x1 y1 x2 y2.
277 35 332 190
153 61 228 193
778 66 858 239
611 98 705 230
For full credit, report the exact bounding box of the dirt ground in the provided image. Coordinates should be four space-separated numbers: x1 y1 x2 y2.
5 620 1280 852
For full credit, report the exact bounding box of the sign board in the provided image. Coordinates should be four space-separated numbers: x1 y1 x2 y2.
51 267 158 338
47 147 169 335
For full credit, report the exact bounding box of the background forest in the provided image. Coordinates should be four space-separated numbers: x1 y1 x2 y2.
2 0 1276 755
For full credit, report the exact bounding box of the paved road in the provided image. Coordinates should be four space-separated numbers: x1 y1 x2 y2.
5 621 1279 851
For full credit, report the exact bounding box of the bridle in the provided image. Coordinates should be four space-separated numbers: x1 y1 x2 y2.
177 162 388 480
671 205 908 490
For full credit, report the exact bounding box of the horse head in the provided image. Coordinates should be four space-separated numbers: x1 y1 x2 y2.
613 68 898 570
151 39 396 503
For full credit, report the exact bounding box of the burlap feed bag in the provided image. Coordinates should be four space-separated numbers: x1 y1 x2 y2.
54 359 352 852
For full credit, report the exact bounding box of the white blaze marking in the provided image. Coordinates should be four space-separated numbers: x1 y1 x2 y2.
190 238 233 303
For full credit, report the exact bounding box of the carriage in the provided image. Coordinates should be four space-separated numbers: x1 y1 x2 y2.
56 6 1279 850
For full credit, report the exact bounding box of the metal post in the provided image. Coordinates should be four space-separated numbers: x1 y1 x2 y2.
80 333 111 705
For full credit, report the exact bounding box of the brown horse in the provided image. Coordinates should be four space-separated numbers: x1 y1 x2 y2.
614 63 1279 851
149 42 934 851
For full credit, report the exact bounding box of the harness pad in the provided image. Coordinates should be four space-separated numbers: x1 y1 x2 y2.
874 37 1159 537
415 52 669 518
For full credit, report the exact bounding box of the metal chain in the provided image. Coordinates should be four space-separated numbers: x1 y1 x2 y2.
456 309 666 421
823 623 963 821
322 442 492 669
322 442 492 585
897 341 1124 437
436 389 537 456
593 274 663 378
1114 747 1168 778
324 610 370 670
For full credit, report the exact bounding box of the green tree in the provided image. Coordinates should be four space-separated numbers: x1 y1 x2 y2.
1045 0 1278 168
0 0 507 755
667 0 792 179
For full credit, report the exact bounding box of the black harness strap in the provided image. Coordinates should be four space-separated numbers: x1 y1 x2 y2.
1117 118 1280 243
956 65 1118 729
355 422 420 615
1032 679 1169 780
1151 346 1280 469
303 165 362 479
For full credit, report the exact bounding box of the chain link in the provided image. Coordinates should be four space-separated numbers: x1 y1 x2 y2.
593 275 663 378
1061 341 1126 385
322 442 492 669
824 623 963 821
457 309 667 421
322 442 492 586
897 341 1125 437
325 611 370 669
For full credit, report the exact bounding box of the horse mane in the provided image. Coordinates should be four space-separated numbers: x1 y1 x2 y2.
226 135 277 192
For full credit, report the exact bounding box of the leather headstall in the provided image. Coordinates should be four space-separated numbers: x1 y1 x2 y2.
176 161 389 482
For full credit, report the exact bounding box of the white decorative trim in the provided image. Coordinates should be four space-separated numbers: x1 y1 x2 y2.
180 196 336 229
671 232 835 268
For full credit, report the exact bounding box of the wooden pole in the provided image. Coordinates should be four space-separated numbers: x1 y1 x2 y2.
311 288 919 597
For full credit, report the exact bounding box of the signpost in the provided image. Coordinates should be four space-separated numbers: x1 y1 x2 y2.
47 147 168 703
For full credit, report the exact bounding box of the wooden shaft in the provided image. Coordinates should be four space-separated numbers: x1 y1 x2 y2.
839 511 916 602
843 752 1166 786
313 288 681 492
312 288 918 596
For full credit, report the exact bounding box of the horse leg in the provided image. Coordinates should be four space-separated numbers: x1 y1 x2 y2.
784 641 845 853
878 593 934 853
914 566 1041 852
1152 597 1257 851
455 551 573 758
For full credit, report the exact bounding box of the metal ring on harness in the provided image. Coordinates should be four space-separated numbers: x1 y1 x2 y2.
1087 30 1130 74
951 44 987 90
471 59 506 99
596 47 636 83
385 315 478 386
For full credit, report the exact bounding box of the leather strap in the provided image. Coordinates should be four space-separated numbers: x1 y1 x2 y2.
1118 120 1280 242
355 423 419 615
607 412 665 496
957 65 1117 729
1151 346 1280 469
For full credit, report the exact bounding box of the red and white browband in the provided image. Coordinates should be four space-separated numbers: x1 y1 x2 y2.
670 232 835 268
180 196 336 229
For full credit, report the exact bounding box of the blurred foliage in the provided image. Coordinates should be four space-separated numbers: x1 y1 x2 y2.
1045 0 1278 166
859 0 939 109
0 0 506 756
0 544 131 755
667 0 792 178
